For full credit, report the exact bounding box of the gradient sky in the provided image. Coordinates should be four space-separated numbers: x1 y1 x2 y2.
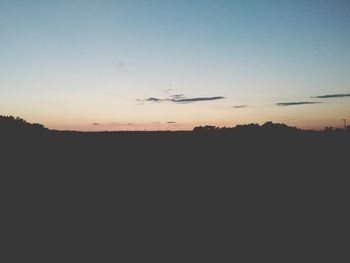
1 0 350 131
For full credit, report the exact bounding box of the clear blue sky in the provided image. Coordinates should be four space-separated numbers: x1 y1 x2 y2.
1 0 349 130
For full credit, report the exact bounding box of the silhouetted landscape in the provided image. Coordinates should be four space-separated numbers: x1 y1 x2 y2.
1 115 349 260
2 0 350 260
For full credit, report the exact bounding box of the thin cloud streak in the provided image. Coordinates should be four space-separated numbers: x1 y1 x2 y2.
233 105 248 109
312 93 350 99
170 96 225 103
137 97 165 103
138 95 225 104
276 102 321 106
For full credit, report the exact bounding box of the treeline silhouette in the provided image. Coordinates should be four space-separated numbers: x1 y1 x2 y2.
2 114 349 135
0 115 46 132
1 115 349 261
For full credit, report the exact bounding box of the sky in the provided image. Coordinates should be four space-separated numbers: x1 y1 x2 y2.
1 0 350 131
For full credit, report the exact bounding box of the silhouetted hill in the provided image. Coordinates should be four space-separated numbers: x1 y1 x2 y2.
193 121 299 132
0 115 48 135
1 115 349 261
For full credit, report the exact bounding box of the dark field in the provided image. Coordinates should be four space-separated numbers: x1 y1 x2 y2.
1 116 349 261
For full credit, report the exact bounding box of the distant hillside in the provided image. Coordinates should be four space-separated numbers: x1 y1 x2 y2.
1 115 349 134
193 121 300 133
0 115 47 134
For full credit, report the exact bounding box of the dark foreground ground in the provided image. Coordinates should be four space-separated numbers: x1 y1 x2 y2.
1 116 349 262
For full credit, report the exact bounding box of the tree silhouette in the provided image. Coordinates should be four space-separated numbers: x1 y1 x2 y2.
0 115 46 133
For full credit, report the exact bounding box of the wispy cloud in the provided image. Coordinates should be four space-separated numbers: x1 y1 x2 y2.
170 94 185 99
312 93 350 99
91 122 120 126
137 97 165 103
233 105 248 109
138 94 225 104
167 121 177 124
113 62 125 72
170 96 225 103
276 102 321 106
162 88 173 94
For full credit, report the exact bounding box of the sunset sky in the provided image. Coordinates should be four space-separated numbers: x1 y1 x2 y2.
1 0 349 131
